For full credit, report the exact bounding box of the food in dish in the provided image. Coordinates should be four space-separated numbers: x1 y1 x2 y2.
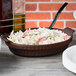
7 28 70 45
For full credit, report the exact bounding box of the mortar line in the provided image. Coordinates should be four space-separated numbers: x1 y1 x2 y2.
64 21 66 28
26 20 76 22
25 11 74 13
37 3 39 12
25 2 76 4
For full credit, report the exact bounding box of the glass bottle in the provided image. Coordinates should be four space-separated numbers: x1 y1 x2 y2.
14 0 25 32
0 0 13 35
14 13 25 32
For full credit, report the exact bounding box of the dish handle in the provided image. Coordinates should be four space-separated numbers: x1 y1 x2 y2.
63 27 75 36
1 35 11 43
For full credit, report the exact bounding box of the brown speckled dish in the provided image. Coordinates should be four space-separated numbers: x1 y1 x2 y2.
2 27 75 57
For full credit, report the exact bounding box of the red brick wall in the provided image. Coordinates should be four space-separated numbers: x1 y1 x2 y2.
15 0 76 29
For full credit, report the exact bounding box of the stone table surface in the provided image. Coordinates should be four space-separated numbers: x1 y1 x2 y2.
0 30 76 76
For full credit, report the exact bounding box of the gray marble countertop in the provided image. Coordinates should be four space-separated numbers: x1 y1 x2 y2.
0 31 76 76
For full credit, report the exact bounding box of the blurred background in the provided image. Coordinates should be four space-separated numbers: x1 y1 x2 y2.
25 0 76 29
0 0 76 35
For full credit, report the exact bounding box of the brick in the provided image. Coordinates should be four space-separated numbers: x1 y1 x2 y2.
39 22 51 27
53 12 74 20
39 4 63 11
39 21 64 28
52 0 76 1
25 22 37 29
26 4 37 11
66 3 76 10
26 13 51 20
26 0 50 2
66 21 76 28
